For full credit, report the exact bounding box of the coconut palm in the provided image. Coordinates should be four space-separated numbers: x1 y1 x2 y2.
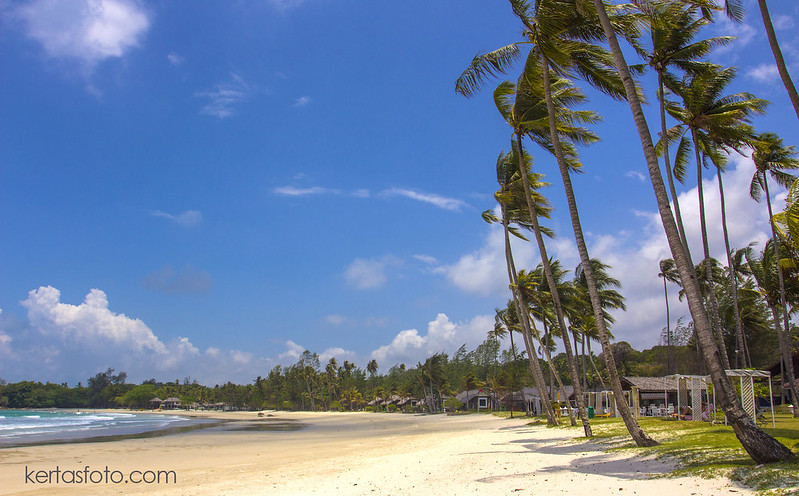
642 0 732 259
490 144 560 425
517 0 655 446
746 240 799 418
517 264 579 423
490 75 589 432
755 0 799 118
592 0 793 463
665 63 768 369
658 258 680 374
751 132 799 416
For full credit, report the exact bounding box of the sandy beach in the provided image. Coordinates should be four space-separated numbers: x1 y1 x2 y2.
0 411 754 495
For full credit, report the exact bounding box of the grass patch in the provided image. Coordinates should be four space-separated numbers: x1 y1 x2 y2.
563 414 799 495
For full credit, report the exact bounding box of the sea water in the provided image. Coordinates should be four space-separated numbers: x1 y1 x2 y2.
0 410 204 446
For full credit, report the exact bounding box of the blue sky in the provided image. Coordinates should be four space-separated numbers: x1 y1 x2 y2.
1 0 797 385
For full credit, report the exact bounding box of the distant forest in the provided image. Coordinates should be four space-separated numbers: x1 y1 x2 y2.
0 328 783 411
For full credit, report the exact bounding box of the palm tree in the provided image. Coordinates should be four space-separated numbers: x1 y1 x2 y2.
756 0 799 119
489 75 588 431
751 132 799 417
658 258 680 374
666 63 768 370
592 0 793 463
643 1 732 259
491 145 560 425
518 262 581 425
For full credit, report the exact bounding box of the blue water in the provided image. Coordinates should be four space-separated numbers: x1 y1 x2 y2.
0 410 204 446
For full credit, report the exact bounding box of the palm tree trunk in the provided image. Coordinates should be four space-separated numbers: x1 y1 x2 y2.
758 0 799 119
717 169 748 368
662 275 672 374
532 317 575 425
501 197 559 425
593 0 793 463
693 141 732 370
541 57 649 445
514 130 590 436
587 340 607 390
764 176 799 417
658 71 692 259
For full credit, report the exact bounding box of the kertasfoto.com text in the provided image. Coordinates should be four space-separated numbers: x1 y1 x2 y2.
25 466 177 485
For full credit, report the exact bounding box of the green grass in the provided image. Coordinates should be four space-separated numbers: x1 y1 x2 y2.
554 414 799 495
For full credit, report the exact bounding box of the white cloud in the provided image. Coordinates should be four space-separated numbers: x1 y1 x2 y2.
196 73 252 119
370 313 492 368
167 51 184 66
150 209 202 227
383 188 467 212
14 0 150 69
278 340 305 360
324 314 348 326
319 347 356 364
272 186 339 196
344 257 398 290
625 170 646 182
22 286 167 353
293 96 312 107
4 286 274 385
437 154 776 351
413 254 439 266
773 15 795 30
747 63 779 83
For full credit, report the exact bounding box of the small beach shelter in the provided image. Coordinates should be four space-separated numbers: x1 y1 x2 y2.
149 397 163 409
724 369 775 428
161 397 181 410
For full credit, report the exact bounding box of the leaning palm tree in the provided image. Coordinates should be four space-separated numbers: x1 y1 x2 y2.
642 0 732 259
506 0 657 446
665 63 768 370
592 0 793 463
489 147 560 425
489 75 590 433
517 264 579 423
751 132 799 417
755 0 799 118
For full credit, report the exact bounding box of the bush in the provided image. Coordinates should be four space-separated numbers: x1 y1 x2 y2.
365 406 376 413
387 403 398 412
330 400 344 412
444 397 463 412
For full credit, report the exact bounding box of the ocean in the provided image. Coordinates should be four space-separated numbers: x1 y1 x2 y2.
0 410 213 447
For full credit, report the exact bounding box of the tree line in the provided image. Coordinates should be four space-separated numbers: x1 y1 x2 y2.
0 334 763 412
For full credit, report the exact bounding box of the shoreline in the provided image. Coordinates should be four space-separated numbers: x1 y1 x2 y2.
0 411 755 495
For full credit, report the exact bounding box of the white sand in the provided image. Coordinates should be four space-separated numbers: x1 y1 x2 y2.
0 411 754 495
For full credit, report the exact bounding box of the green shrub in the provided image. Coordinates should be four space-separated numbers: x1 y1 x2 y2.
387 403 398 412
444 397 463 412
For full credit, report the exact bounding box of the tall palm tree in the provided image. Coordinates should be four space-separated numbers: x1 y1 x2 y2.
490 75 591 433
457 0 654 445
490 147 560 424
643 0 732 259
572 259 625 388
658 258 680 374
522 0 656 446
666 64 768 370
756 0 799 119
751 132 799 417
592 0 793 463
